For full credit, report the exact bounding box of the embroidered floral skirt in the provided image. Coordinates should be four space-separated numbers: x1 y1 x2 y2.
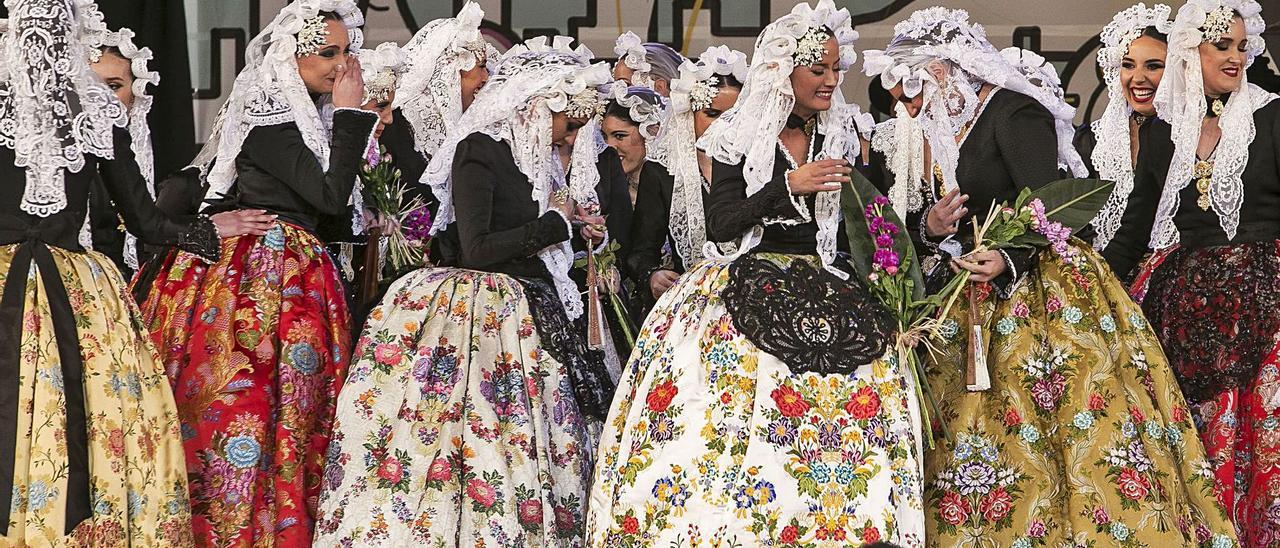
312 267 593 546
1134 240 1280 547
924 240 1236 547
0 246 191 546
136 223 350 547
587 254 927 547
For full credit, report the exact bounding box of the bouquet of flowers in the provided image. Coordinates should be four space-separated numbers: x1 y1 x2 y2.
843 171 1113 446
574 238 638 349
360 145 433 280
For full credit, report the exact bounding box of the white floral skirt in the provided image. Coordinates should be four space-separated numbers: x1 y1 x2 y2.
314 267 594 546
587 255 926 547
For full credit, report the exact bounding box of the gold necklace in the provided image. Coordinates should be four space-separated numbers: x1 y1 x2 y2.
1194 159 1214 210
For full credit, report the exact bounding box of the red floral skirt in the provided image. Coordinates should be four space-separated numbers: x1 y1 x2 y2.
135 223 350 547
1134 240 1280 546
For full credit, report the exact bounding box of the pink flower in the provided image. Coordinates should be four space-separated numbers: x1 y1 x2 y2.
1013 302 1030 319
1026 520 1047 538
554 505 575 532
518 499 543 525
466 478 497 507
374 343 401 366
427 458 451 482
1045 296 1063 313
939 492 971 526
1117 468 1151 501
377 457 404 484
980 488 1013 522
1091 505 1110 525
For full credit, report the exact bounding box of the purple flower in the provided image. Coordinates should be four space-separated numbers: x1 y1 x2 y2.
365 142 381 167
402 208 433 242
875 233 894 247
872 195 890 206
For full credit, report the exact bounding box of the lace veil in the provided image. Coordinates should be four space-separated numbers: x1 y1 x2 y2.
422 39 611 319
1089 3 1173 250
1150 0 1271 248
397 1 489 163
648 45 747 265
863 7 1087 200
698 0 873 278
189 0 365 229
0 0 128 219
79 12 162 268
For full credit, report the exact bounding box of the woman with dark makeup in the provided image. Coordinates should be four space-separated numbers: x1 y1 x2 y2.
588 3 925 545
623 46 746 321
134 2 382 544
1110 0 1280 543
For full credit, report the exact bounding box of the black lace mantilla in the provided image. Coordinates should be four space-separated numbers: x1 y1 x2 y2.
516 277 615 421
178 214 221 263
722 255 895 375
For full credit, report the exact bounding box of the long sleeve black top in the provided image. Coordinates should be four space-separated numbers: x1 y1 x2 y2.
1104 100 1280 277
212 108 377 234
450 132 572 281
706 132 852 255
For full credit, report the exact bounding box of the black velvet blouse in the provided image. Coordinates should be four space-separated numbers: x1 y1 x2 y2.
624 160 692 283
909 88 1064 294
450 132 572 281
210 108 377 234
1104 100 1280 277
706 132 852 255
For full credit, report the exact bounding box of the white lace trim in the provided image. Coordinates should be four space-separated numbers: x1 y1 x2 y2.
82 23 160 267
423 43 611 319
871 103 927 218
698 0 861 276
0 0 128 218
397 1 486 162
1150 0 1270 248
1089 4 1173 251
191 0 365 231
613 31 655 88
863 7 1088 186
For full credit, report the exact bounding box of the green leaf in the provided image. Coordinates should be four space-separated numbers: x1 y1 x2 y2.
1028 178 1115 234
840 170 927 301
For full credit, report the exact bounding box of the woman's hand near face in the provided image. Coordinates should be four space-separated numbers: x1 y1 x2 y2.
331 56 364 109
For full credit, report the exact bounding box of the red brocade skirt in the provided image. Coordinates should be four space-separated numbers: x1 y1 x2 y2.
1134 240 1280 547
134 222 351 547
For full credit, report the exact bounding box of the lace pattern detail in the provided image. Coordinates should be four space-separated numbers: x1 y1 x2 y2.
190 0 365 226
871 105 927 218
863 7 1088 187
722 255 894 374
422 42 611 319
1152 0 1271 248
397 2 485 161
0 0 129 218
517 276 615 420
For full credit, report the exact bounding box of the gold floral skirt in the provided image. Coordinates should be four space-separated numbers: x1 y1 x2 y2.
0 245 191 547
923 240 1236 547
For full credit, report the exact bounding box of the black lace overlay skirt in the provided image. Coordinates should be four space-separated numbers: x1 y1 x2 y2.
721 253 895 375
516 277 616 421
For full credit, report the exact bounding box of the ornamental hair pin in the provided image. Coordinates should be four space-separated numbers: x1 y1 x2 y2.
688 75 720 112
363 70 400 105
88 47 103 64
563 88 605 119
296 15 331 57
1200 5 1235 42
793 26 832 67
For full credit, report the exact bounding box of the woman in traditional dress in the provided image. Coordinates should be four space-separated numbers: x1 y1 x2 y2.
1106 0 1280 543
623 45 746 320
313 45 614 546
135 1 379 544
612 31 683 96
0 0 218 544
84 25 158 280
588 2 926 545
1076 4 1172 258
380 1 490 210
863 7 1236 546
